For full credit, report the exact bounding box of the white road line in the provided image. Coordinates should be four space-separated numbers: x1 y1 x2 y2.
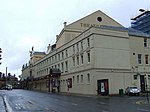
102 110 109 112
99 102 107 105
3 95 13 112
137 108 149 112
71 103 78 106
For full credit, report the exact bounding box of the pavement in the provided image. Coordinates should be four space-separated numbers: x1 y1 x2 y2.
0 95 6 112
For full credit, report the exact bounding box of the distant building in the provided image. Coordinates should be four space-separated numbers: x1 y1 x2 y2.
0 73 18 89
21 10 150 95
131 10 150 34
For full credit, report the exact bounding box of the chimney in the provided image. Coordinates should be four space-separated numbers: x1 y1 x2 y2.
64 22 67 29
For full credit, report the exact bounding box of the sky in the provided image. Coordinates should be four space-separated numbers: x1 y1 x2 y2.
0 0 149 78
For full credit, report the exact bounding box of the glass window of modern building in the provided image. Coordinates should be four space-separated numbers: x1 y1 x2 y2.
131 10 150 34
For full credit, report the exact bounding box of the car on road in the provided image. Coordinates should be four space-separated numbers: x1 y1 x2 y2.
1 84 13 90
125 86 140 96
7 84 13 90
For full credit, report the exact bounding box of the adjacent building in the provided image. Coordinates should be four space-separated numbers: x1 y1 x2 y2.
21 10 150 95
131 10 150 34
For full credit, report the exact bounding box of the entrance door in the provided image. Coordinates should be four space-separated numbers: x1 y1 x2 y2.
97 79 109 96
140 75 145 92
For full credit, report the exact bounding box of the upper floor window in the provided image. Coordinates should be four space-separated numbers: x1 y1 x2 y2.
144 38 148 47
77 55 79 65
87 52 90 63
81 40 83 51
73 76 75 84
77 75 79 83
145 54 149 65
77 43 79 52
73 45 75 54
58 53 60 61
65 50 68 58
87 73 90 83
138 54 142 64
52 56 54 63
61 62 64 73
81 75 83 83
87 38 90 47
55 55 57 62
81 54 83 64
65 61 68 72
62 51 64 59
58 64 60 69
72 57 75 66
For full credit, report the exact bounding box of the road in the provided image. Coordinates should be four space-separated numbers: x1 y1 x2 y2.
0 89 150 112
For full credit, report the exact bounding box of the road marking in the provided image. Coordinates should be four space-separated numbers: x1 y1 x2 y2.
137 108 149 112
45 108 49 110
3 95 13 112
15 103 26 110
71 103 78 106
99 102 107 105
102 110 109 112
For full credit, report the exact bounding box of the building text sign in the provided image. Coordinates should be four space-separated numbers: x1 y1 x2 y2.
80 23 100 28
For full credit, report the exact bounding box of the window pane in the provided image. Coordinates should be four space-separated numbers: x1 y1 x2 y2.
145 55 149 64
138 54 142 64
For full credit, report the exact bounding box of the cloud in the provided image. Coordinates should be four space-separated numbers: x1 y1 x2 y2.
0 0 150 77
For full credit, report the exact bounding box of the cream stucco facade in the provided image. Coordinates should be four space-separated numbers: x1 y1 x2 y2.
21 10 150 95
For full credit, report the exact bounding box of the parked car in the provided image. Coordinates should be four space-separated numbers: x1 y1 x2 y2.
125 87 140 96
7 84 13 90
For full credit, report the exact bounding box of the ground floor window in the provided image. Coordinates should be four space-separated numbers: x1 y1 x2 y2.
133 75 138 80
148 75 150 80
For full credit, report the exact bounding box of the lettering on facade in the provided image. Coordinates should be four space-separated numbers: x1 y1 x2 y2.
80 23 100 28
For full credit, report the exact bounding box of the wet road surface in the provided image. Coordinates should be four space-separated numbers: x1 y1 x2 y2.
0 89 150 112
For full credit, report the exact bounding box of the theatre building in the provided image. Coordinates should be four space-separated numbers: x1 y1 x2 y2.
21 10 150 95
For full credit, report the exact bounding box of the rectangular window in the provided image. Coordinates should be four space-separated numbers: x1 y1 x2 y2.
58 54 60 61
138 54 142 64
145 54 149 64
134 75 138 80
81 40 83 51
77 55 79 65
73 76 75 84
52 56 54 63
65 50 68 58
77 75 79 83
73 45 75 54
77 43 79 52
73 57 75 66
87 73 90 83
62 51 64 59
87 52 90 63
81 75 83 83
87 38 90 47
65 61 68 72
144 38 148 47
148 75 150 80
58 64 60 69
81 54 83 64
61 62 64 73
55 55 57 62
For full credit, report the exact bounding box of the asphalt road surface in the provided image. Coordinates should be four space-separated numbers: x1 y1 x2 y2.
0 89 150 112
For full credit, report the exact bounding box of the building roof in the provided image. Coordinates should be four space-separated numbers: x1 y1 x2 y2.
99 25 150 38
131 10 150 20
33 51 46 55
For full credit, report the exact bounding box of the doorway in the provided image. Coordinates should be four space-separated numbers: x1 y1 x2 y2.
97 79 109 95
140 75 146 92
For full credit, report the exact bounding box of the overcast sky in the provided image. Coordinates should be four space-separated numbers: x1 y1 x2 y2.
0 0 149 78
